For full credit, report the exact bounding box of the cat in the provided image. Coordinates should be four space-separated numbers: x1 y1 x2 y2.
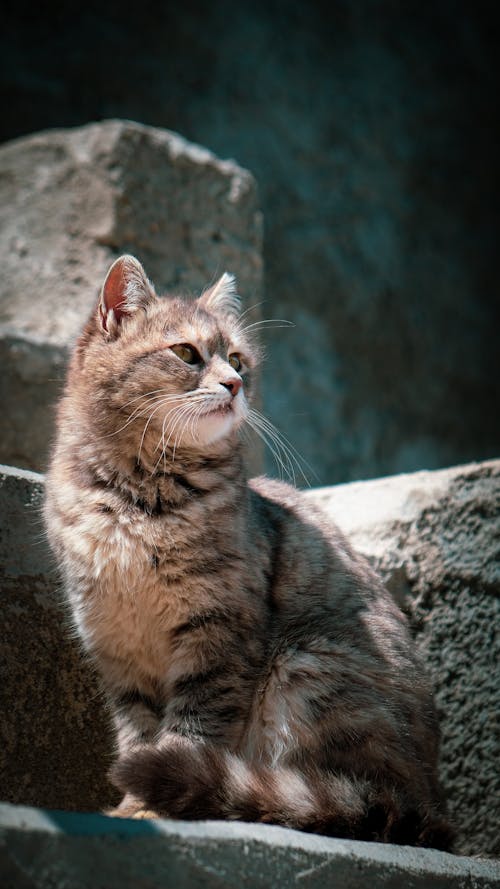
44 254 451 847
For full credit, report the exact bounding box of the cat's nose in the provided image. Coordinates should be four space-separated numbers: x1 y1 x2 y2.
221 378 242 397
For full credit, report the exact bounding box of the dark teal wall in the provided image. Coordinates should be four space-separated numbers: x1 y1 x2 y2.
1 0 498 482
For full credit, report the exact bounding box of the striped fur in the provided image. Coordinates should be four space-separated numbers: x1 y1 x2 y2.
44 255 451 848
111 739 451 847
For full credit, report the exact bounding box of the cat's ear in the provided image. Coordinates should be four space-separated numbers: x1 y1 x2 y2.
198 273 241 318
99 255 156 337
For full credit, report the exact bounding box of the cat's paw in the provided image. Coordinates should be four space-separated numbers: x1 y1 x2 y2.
105 792 158 820
130 809 160 820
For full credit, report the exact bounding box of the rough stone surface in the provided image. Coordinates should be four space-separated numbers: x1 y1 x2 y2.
1 2 499 484
1 461 498 859
307 460 500 858
1 803 499 889
0 465 116 812
0 119 262 471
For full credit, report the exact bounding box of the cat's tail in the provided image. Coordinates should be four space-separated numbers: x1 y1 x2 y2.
110 736 452 849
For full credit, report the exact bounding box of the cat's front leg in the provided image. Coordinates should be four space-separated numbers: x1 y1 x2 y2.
105 687 164 819
107 620 263 817
158 664 252 747
158 624 261 748
110 687 163 755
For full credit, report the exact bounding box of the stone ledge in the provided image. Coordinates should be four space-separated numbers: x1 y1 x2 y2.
1 802 498 889
305 458 499 569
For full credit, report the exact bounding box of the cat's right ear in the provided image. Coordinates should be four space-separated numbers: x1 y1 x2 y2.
99 255 156 338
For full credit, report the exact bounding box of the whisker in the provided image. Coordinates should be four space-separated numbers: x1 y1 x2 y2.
248 412 303 483
235 300 266 324
103 391 207 439
169 405 197 464
246 419 291 483
238 319 295 335
138 401 174 464
176 407 199 454
119 389 170 410
157 401 203 468
152 402 190 456
108 390 215 441
242 410 290 479
246 408 317 486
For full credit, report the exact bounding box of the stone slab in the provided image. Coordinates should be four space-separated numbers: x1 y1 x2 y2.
0 120 262 471
0 802 498 889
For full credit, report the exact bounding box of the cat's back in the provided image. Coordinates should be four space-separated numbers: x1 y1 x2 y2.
247 473 420 684
248 474 389 606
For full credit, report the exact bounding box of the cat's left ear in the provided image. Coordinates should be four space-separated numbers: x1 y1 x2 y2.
198 273 241 318
99 255 156 337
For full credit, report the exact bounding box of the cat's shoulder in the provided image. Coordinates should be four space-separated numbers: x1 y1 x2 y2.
248 475 335 530
248 474 301 505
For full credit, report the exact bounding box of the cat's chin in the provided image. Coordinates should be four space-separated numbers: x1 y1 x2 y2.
177 400 246 448
192 408 243 446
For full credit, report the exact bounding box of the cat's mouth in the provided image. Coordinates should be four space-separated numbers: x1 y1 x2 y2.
204 401 233 417
204 400 234 417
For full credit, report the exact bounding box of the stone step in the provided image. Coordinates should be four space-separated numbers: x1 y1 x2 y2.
1 801 498 889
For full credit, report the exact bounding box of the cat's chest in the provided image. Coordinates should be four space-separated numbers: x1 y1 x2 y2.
77 499 192 584
75 507 193 674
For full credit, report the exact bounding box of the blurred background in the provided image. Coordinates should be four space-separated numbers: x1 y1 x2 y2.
1 0 499 485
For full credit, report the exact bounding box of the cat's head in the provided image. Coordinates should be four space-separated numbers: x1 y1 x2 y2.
72 255 259 460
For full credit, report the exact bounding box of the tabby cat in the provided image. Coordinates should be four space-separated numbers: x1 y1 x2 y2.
44 254 451 847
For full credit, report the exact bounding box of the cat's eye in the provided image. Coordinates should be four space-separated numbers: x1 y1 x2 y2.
228 353 242 372
170 343 201 365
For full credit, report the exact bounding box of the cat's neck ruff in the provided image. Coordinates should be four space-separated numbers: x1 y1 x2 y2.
77 430 247 514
